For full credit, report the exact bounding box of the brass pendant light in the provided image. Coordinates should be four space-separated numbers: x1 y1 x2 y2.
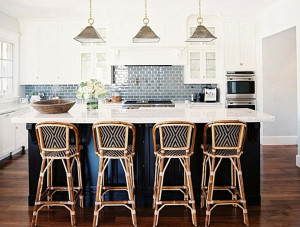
74 0 105 43
133 0 160 43
186 0 216 42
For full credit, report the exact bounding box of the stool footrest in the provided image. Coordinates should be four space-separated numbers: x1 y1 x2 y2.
101 201 133 206
209 200 245 205
162 186 186 190
158 200 191 205
103 186 128 190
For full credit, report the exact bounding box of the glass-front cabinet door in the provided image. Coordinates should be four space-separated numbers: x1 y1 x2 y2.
185 50 217 84
80 28 112 85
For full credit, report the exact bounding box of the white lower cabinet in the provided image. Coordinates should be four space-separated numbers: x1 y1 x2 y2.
0 111 28 160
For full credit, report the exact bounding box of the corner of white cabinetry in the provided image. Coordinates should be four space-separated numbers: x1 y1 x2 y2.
296 155 300 168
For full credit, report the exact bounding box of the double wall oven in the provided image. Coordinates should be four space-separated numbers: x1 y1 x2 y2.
226 71 256 110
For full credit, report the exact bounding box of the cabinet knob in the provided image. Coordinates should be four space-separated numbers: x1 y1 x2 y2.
240 63 243 66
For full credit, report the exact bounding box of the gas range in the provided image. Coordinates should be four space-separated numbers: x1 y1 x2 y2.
122 100 175 109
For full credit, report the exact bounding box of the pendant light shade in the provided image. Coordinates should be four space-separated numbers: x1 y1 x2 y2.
133 0 160 43
74 0 105 43
74 26 105 43
186 0 216 42
133 25 160 43
186 25 216 42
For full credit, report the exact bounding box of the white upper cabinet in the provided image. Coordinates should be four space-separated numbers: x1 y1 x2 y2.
80 28 112 85
224 22 256 70
57 24 81 84
20 22 39 84
38 23 58 84
20 21 81 85
184 15 220 84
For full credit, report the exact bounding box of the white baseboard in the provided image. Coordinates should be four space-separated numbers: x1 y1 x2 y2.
262 136 298 145
0 146 26 161
297 155 300 168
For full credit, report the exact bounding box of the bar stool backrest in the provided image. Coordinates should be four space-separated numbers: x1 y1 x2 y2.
153 121 196 155
35 122 79 155
204 121 247 151
92 121 136 156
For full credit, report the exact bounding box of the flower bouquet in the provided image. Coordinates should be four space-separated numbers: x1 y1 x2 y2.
76 79 106 110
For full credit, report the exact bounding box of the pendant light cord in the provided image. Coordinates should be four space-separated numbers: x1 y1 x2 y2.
143 0 149 25
88 0 94 25
198 0 203 25
145 0 148 19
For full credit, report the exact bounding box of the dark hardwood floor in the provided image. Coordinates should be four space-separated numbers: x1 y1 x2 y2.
0 145 299 226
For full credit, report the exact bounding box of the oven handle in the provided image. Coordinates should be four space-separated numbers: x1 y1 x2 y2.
227 77 255 81
227 102 256 105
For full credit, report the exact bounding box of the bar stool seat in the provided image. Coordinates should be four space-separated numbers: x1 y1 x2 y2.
202 145 239 157
156 145 188 157
44 145 83 158
99 145 133 158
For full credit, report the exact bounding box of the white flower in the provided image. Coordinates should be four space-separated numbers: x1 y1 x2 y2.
76 79 106 99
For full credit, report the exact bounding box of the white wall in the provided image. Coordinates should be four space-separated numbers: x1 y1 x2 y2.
262 27 297 145
256 0 300 167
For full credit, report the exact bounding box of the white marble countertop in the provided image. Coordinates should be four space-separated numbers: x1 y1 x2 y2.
0 103 30 115
11 104 275 124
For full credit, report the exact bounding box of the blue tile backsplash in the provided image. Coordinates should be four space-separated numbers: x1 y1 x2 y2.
23 66 217 101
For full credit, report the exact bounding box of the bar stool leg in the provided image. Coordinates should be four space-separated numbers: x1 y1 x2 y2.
201 154 208 208
205 156 216 227
236 157 249 226
231 157 238 207
183 159 189 202
47 159 52 207
185 157 197 226
152 156 160 209
32 158 46 226
130 156 135 190
66 158 76 227
93 157 104 227
153 156 165 227
76 155 84 208
125 158 137 226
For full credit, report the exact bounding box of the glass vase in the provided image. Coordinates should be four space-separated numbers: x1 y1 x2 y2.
86 98 98 111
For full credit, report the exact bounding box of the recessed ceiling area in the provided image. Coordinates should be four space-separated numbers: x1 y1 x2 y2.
0 0 282 20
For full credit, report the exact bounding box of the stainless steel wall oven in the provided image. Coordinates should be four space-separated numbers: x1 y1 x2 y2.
226 71 256 110
226 71 256 99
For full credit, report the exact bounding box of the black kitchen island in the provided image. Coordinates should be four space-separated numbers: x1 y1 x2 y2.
12 105 274 207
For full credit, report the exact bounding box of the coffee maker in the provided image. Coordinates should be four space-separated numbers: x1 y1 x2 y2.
204 88 217 102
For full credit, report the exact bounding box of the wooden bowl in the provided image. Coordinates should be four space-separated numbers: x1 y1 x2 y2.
31 99 76 114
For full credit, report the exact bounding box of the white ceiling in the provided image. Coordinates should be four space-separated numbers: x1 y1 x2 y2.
0 0 282 20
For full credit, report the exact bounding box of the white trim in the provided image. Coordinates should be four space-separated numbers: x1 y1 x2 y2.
0 146 27 161
296 155 300 168
0 27 20 100
262 136 298 145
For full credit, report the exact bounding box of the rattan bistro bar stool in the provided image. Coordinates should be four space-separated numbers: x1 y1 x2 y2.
92 121 137 227
32 122 83 227
152 121 197 227
200 120 249 227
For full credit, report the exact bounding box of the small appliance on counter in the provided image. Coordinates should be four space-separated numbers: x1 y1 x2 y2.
204 87 217 102
30 92 44 103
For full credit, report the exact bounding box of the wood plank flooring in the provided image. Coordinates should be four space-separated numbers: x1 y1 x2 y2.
0 145 299 226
